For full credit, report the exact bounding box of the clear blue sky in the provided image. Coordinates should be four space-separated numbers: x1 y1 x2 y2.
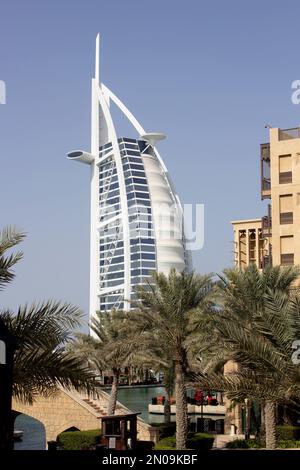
1 0 300 323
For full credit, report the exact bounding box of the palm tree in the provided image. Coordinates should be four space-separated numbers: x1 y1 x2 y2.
8 302 97 403
132 269 214 449
191 264 300 449
0 227 97 449
0 226 25 290
70 309 143 415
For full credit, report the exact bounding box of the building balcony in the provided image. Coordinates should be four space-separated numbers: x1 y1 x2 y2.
261 212 272 238
260 143 271 199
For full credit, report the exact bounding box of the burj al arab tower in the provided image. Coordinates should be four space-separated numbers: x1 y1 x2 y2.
67 35 190 319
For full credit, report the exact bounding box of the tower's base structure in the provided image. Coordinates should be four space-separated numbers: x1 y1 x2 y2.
67 35 190 320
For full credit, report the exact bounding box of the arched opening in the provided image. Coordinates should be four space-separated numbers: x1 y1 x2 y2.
62 426 80 432
13 412 46 450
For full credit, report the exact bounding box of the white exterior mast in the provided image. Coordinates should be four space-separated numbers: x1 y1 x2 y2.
89 34 100 321
95 33 100 85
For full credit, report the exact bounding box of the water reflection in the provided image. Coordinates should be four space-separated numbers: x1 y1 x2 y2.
14 413 46 450
117 386 166 423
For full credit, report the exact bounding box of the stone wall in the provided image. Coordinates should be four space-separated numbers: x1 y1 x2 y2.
12 387 159 445
13 389 100 442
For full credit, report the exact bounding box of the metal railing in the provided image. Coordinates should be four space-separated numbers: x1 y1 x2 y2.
260 143 271 199
262 212 272 237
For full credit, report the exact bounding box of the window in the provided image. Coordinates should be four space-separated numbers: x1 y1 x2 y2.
280 194 293 224
279 155 292 184
140 238 155 244
135 199 151 206
101 278 125 288
280 212 293 224
100 256 124 266
126 150 141 157
131 269 141 276
119 142 138 150
280 235 294 265
100 189 119 199
279 172 292 184
281 253 294 265
133 177 147 184
140 245 155 252
105 271 125 280
100 142 113 151
127 157 142 164
141 252 155 260
122 137 137 144
129 163 144 171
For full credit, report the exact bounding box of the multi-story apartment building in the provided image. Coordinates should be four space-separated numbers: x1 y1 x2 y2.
232 126 300 269
226 126 300 436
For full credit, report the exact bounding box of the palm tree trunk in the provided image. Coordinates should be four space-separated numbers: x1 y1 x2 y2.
245 399 251 440
265 400 277 449
175 361 188 449
164 394 171 424
107 370 119 415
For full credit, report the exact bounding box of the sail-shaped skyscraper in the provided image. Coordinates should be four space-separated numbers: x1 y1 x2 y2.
67 35 190 319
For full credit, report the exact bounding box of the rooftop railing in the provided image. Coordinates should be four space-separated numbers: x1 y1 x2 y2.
279 127 300 140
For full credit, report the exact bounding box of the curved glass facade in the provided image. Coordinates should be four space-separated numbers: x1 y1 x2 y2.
98 138 157 311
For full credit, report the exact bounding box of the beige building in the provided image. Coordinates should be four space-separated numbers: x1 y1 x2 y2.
226 127 300 436
231 218 269 269
232 126 300 269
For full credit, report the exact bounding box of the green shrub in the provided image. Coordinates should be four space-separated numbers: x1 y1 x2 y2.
154 433 214 451
278 440 300 448
247 439 264 448
226 439 249 449
226 439 263 449
226 438 300 449
187 433 214 451
276 425 300 441
154 436 176 450
57 429 101 450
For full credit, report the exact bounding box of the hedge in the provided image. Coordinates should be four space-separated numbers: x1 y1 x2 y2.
276 425 300 441
57 429 101 450
154 436 176 450
187 433 215 451
226 439 262 449
154 433 214 451
277 440 300 448
226 438 300 449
